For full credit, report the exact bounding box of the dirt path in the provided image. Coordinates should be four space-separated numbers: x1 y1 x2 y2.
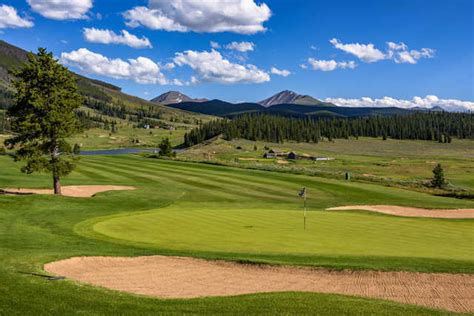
327 205 474 219
1 185 135 198
45 256 474 313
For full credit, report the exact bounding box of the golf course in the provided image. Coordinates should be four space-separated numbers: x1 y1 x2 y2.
1 1 473 314
1 153 473 315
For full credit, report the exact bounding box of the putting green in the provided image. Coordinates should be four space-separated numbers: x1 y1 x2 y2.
91 205 474 268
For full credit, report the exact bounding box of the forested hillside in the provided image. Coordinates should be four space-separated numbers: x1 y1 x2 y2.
184 112 474 146
0 40 213 133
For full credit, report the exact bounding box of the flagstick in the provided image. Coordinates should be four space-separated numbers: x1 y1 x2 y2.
303 193 306 230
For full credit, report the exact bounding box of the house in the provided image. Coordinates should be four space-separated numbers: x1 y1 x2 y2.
268 149 289 157
264 149 290 159
263 152 277 158
263 149 335 161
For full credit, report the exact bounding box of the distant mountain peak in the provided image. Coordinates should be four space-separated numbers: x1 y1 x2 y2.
151 91 207 105
258 90 332 107
412 105 445 112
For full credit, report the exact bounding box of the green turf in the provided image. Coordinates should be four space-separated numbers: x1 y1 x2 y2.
1 154 473 314
92 208 474 263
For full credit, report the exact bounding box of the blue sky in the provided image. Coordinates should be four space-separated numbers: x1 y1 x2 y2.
0 0 473 110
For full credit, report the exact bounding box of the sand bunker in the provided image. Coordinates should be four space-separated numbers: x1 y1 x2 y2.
1 185 135 198
45 255 474 313
327 205 474 219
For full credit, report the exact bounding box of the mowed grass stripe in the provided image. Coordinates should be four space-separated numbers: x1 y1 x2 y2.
77 159 165 184
70 164 117 183
112 161 300 202
87 157 297 202
93 155 301 195
111 155 331 195
89 156 390 206
80 158 247 201
119 162 301 200
94 156 474 209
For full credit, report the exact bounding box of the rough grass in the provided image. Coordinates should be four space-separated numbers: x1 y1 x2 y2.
68 125 187 150
179 137 474 191
0 155 473 314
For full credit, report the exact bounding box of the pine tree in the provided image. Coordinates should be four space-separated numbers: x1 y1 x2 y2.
431 163 447 189
5 48 82 195
158 138 174 157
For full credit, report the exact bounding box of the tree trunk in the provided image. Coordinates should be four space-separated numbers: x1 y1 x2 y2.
53 175 61 195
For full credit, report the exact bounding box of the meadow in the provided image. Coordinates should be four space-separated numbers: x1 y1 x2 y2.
0 153 473 314
179 137 474 191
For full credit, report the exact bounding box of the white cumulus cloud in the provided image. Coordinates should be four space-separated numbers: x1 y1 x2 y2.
27 0 92 20
124 0 271 34
307 58 357 71
324 95 474 112
225 41 255 52
329 38 435 65
0 5 33 29
83 28 152 48
387 42 435 64
270 67 291 77
173 49 270 84
60 48 168 84
330 38 385 63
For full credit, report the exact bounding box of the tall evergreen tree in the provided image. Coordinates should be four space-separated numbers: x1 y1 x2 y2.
158 137 174 157
431 163 447 189
5 48 82 195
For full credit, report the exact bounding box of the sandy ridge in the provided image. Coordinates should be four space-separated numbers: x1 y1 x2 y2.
327 205 474 219
45 255 474 313
1 185 135 198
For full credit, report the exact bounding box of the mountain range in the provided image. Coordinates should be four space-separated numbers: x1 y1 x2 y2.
150 90 334 108
164 99 413 118
150 90 439 118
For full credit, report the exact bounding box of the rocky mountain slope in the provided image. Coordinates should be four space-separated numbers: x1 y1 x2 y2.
258 90 334 107
151 91 207 105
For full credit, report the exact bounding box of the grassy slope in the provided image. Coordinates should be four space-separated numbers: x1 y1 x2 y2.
0 40 217 150
1 95 213 150
69 124 186 149
1 155 471 315
179 137 474 190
